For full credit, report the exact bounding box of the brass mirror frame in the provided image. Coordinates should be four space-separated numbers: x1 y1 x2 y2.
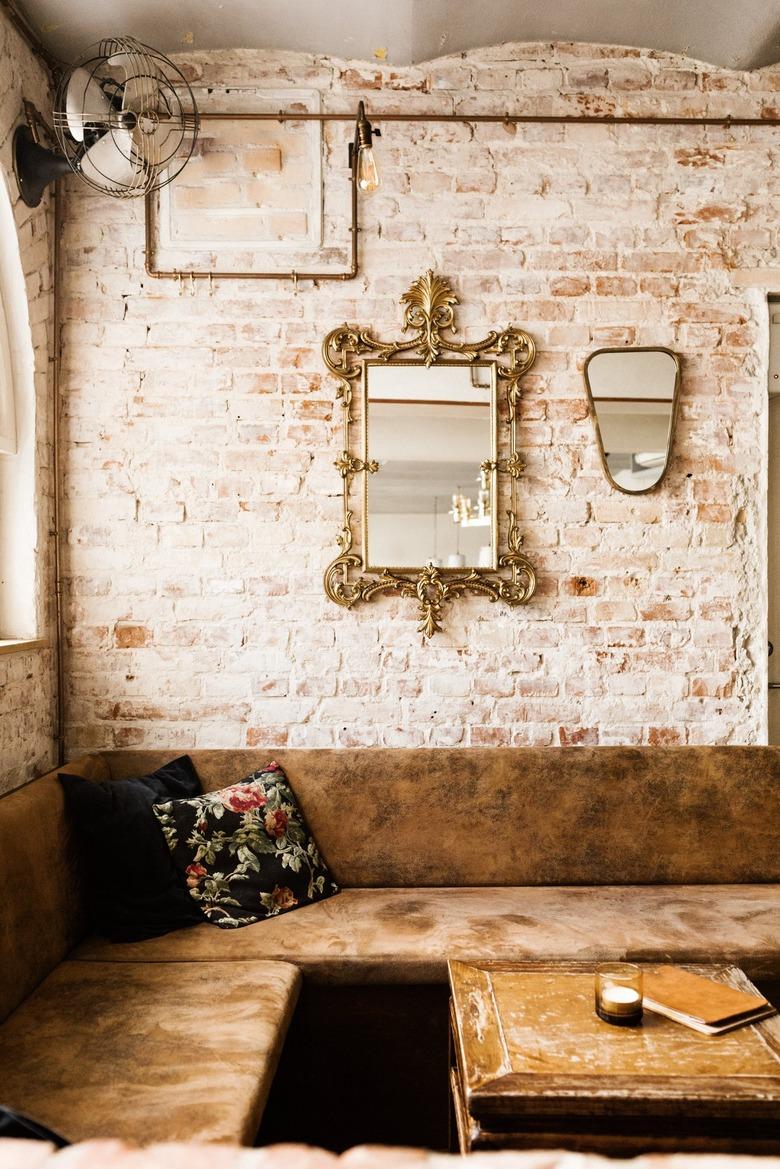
321 270 537 638
583 345 682 497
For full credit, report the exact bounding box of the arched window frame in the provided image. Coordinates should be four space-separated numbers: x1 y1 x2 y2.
0 152 38 643
0 283 17 454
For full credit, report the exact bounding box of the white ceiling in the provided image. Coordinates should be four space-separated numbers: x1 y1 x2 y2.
14 0 780 70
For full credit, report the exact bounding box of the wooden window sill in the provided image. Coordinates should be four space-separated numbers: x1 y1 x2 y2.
0 638 47 656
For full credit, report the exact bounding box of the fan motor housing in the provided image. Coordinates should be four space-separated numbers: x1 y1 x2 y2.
13 125 71 208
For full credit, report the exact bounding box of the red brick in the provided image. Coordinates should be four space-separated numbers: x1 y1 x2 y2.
647 727 686 746
550 276 590 296
563 576 600 597
559 726 600 746
114 625 151 649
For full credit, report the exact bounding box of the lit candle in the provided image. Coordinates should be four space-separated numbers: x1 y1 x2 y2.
600 986 642 1014
595 962 643 1026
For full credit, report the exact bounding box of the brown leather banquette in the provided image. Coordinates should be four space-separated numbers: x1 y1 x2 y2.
0 747 778 1147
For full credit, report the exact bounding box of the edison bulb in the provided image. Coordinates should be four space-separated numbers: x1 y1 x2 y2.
357 145 379 193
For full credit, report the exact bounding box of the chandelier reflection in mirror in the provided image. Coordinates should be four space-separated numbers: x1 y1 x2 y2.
450 465 492 527
322 271 537 639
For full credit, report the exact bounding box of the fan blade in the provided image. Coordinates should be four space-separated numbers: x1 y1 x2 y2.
115 42 159 117
65 67 112 141
121 74 155 114
106 50 133 76
79 128 143 193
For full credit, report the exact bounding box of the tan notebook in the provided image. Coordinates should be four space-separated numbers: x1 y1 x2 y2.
643 967 776 1035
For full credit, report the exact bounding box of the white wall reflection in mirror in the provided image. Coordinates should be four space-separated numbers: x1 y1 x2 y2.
363 361 496 570
585 347 680 494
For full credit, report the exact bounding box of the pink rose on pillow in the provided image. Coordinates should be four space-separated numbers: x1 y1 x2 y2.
264 808 289 839
185 863 207 888
271 885 297 910
219 782 268 813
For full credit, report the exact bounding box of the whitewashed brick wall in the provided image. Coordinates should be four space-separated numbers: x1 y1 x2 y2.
59 42 779 756
0 15 56 795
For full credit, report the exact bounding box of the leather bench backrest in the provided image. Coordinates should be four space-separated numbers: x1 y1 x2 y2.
2 745 778 1024
0 755 108 1024
101 745 780 888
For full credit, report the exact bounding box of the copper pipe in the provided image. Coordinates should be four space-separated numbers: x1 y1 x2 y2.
144 120 360 281
145 102 778 282
52 184 65 764
194 110 780 127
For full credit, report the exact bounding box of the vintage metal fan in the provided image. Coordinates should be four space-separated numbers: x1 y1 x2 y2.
14 36 199 207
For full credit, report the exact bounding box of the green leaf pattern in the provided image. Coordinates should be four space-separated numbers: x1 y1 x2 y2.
152 763 338 929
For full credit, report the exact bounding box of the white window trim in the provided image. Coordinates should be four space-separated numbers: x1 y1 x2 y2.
0 284 15 454
0 638 46 655
0 154 38 640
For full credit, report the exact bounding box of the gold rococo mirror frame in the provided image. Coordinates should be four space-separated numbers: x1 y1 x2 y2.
321 270 537 638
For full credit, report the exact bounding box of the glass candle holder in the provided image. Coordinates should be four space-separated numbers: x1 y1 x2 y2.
595 963 643 1026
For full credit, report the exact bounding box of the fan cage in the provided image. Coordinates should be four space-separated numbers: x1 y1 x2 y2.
52 35 199 198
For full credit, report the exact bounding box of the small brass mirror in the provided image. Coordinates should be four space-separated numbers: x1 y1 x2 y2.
322 271 537 638
584 347 681 494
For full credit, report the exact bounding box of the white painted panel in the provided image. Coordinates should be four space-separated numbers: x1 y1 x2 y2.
150 88 336 274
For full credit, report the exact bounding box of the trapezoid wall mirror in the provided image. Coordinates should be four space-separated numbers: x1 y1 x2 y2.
322 271 537 638
584 346 681 495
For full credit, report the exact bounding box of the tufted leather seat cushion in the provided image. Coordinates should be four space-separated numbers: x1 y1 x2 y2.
72 884 780 983
0 959 300 1146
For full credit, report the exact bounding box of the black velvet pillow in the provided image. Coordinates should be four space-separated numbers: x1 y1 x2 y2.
152 761 339 929
59 755 205 941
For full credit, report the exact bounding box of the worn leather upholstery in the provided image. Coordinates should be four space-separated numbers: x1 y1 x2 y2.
0 959 300 1145
1 745 779 1147
72 884 780 983
2 745 780 1016
100 747 780 885
0 755 107 1024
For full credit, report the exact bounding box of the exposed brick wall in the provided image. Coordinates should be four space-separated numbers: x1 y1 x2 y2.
60 43 778 754
0 14 57 794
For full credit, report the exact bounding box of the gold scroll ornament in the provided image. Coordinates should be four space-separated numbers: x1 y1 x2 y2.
322 270 537 638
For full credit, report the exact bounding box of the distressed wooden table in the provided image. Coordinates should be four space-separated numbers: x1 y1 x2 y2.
448 960 780 1156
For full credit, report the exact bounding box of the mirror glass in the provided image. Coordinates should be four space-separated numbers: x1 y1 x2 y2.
363 361 496 570
585 347 680 494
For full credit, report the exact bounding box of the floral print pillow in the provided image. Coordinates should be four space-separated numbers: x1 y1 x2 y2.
152 762 338 929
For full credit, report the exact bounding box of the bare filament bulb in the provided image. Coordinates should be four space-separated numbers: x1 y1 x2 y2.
357 145 379 193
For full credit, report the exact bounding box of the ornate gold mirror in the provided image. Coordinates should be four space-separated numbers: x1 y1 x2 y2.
584 347 681 495
322 271 537 638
